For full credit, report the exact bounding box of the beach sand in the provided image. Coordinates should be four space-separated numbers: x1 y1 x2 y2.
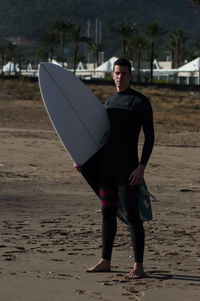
0 83 200 300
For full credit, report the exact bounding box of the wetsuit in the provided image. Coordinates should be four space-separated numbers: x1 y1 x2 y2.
99 87 154 262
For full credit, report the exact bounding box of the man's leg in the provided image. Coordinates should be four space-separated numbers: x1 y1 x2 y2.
101 189 118 261
85 187 118 272
118 184 145 278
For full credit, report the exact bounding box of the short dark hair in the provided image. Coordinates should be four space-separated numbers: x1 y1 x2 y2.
113 58 132 73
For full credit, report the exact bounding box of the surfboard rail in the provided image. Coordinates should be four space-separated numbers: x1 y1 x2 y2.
39 62 110 165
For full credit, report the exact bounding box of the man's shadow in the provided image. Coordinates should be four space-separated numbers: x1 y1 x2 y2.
146 270 200 282
110 269 200 282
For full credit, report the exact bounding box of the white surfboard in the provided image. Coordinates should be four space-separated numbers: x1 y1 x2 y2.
38 63 110 165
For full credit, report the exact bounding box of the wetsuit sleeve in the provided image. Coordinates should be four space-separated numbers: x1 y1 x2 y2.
104 97 110 109
139 98 154 166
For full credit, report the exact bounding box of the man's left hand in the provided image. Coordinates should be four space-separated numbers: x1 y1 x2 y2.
128 164 145 186
73 162 82 172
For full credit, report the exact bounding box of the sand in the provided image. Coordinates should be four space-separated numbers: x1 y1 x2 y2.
0 84 200 301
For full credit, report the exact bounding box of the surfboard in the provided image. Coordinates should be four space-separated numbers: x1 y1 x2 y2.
38 62 153 223
38 62 110 165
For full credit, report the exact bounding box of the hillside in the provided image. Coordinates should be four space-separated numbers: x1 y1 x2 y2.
0 0 199 60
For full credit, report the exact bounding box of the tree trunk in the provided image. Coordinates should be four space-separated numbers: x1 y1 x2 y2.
150 41 154 83
49 46 53 62
122 40 127 57
171 50 175 69
177 39 181 67
73 43 78 74
61 38 65 66
137 52 141 83
1 55 5 76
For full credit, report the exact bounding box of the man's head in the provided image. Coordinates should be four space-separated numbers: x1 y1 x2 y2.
112 58 132 92
113 58 132 73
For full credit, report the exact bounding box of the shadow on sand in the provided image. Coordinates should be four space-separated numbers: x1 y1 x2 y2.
146 270 200 282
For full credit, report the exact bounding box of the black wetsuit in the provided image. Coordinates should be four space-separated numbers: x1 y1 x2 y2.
99 87 154 262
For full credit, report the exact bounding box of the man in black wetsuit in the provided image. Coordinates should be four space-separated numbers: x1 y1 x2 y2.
75 58 154 279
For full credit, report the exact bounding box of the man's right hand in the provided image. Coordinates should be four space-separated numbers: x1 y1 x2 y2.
73 162 82 172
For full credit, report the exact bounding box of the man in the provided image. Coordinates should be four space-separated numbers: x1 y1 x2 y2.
74 58 154 279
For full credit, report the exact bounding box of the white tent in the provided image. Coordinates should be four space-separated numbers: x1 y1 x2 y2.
3 61 19 72
178 57 200 71
177 57 200 85
95 57 118 72
76 61 86 71
49 59 62 67
27 63 33 71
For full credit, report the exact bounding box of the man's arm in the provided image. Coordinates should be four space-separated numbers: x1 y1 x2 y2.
140 98 154 166
129 97 154 186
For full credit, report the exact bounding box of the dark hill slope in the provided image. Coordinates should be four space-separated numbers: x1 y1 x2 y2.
0 0 198 58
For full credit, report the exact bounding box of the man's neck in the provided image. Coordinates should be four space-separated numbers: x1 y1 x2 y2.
116 86 130 93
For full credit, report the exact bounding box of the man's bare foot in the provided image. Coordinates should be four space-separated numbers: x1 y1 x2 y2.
124 262 144 279
84 259 111 273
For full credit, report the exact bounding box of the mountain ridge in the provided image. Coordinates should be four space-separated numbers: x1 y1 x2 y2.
0 0 199 60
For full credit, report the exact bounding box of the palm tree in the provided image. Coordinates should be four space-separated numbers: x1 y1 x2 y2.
37 48 49 62
187 0 200 8
51 19 73 65
40 31 59 62
87 41 103 69
145 21 165 83
187 0 200 83
13 51 25 75
194 39 200 56
166 35 176 69
111 22 137 57
194 39 200 83
171 29 186 68
0 43 7 75
128 34 149 82
69 25 88 74
6 41 17 74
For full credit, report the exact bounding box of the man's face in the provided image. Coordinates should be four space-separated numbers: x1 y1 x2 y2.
112 65 132 92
